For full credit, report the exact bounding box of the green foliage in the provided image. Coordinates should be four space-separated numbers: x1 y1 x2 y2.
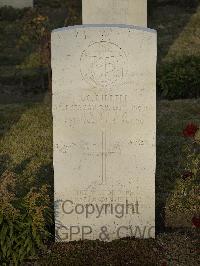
0 171 52 265
157 56 200 99
167 176 199 215
167 127 200 218
0 103 53 263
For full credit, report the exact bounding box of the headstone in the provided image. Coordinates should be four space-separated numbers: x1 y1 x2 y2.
82 0 147 27
52 25 157 241
0 0 33 8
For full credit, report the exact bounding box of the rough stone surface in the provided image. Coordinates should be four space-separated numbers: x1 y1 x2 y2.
82 0 147 27
52 25 157 241
0 0 33 8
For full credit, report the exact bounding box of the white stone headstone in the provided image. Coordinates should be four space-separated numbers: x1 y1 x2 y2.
52 25 157 242
82 0 147 27
0 0 33 8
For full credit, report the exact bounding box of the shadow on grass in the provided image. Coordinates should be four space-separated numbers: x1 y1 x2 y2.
0 153 10 176
0 104 31 139
149 2 199 63
13 156 33 174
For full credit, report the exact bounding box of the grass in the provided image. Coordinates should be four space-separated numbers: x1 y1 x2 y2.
0 6 67 90
157 99 200 193
0 98 199 264
0 3 199 88
0 103 53 191
1 99 199 202
150 4 200 63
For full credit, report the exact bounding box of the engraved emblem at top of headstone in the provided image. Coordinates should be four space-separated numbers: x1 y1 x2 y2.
80 41 127 88
82 0 147 27
0 0 33 8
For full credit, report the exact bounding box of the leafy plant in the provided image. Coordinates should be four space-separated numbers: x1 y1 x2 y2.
157 56 200 99
166 123 200 226
0 171 52 265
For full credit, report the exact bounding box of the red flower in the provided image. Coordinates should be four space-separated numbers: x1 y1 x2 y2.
182 171 193 180
192 216 200 228
183 123 199 138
